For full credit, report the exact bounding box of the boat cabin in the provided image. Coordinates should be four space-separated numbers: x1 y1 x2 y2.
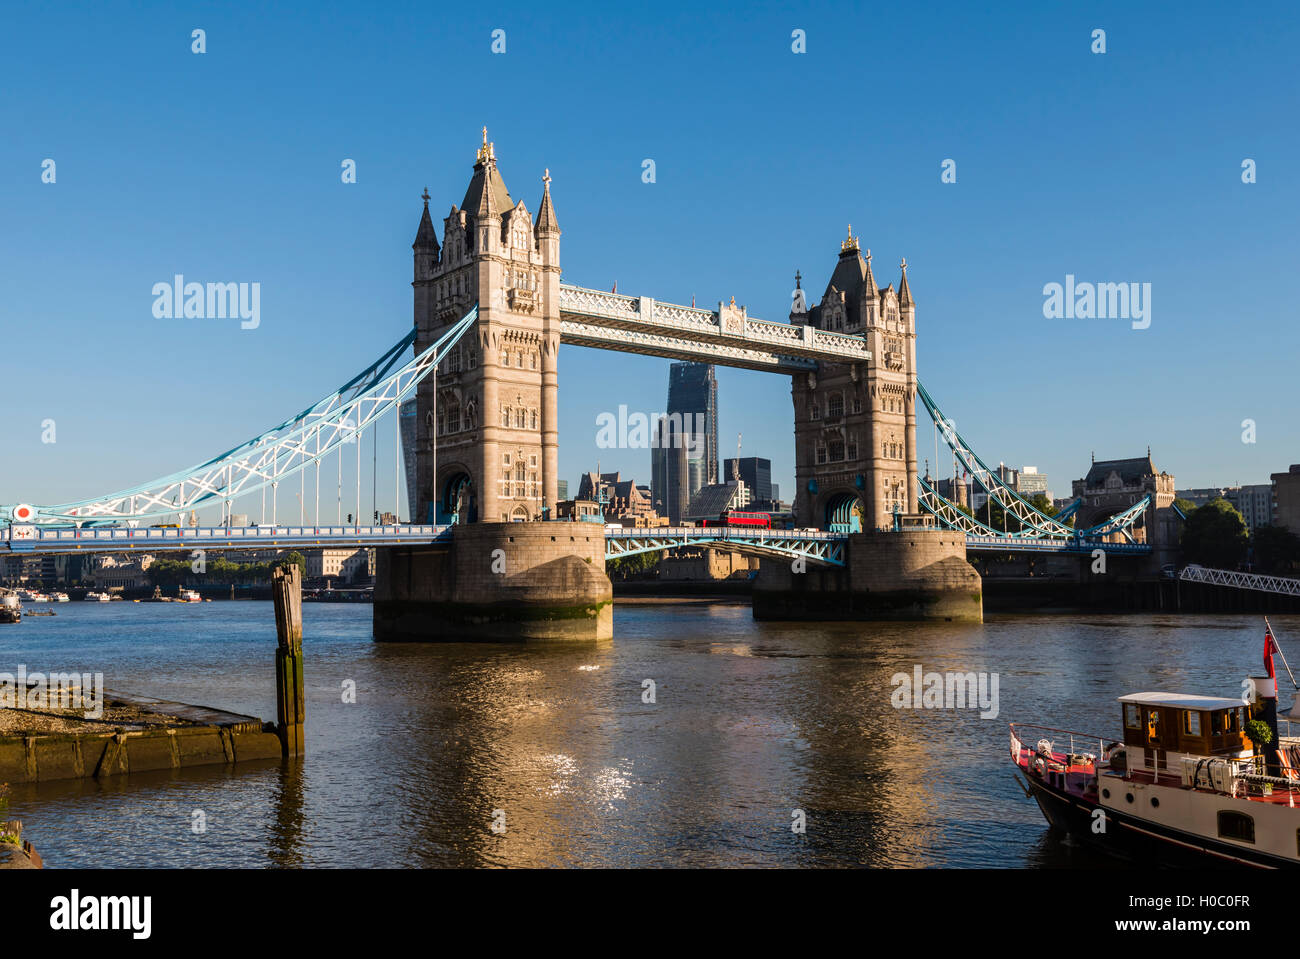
1118 692 1249 759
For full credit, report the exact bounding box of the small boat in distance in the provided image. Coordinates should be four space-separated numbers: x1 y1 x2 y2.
1011 620 1300 868
84 591 111 602
178 589 201 603
50 592 69 603
17 589 49 603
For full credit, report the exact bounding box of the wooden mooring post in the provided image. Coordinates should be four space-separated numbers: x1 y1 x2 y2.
272 565 305 757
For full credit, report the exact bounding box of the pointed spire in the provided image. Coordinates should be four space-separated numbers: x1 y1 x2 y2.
535 167 559 235
462 126 511 217
475 173 499 217
862 248 877 295
413 187 438 252
899 257 913 306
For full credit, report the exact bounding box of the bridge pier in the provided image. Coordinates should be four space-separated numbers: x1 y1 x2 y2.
373 523 612 642
752 529 982 623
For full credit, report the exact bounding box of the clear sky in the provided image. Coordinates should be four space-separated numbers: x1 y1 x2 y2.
2 0 1297 522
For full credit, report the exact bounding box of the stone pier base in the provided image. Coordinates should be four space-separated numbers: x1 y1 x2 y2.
373 522 613 642
752 529 983 623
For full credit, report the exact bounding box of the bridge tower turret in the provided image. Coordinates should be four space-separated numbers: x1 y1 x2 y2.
412 129 561 524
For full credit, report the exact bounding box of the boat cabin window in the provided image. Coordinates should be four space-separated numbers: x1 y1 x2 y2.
1183 711 1202 736
1124 704 1141 729
1210 709 1241 735
1217 811 1255 844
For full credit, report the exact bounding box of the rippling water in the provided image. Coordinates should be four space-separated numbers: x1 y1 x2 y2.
3 600 1293 868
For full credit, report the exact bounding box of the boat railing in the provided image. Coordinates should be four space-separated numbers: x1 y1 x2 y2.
1010 723 1108 769
1172 754 1300 799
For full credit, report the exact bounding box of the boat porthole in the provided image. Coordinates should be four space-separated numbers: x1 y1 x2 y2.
1125 793 1134 804
1151 797 1159 808
1102 788 1110 799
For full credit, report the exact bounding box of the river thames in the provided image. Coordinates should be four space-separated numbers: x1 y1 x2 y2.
3 601 1292 868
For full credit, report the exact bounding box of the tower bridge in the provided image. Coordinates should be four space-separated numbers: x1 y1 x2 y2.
2 130 1163 640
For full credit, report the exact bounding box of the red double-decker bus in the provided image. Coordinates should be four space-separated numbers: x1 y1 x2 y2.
701 510 771 529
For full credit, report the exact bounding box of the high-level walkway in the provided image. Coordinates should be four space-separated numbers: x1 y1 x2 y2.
558 284 871 372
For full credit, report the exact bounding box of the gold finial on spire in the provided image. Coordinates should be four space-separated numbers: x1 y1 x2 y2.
841 224 859 253
730 295 736 307
476 127 495 163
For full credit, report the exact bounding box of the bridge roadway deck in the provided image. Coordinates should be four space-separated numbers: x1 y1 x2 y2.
1 523 1146 557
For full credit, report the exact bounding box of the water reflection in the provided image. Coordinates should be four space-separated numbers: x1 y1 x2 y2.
3 601 1294 867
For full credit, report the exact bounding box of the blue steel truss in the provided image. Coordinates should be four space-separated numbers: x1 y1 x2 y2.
1 308 478 524
915 380 1152 544
604 527 845 566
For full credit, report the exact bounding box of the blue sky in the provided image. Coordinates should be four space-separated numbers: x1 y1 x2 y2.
2 0 1297 521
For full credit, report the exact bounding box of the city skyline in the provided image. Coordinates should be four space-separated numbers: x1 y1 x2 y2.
2 1 1297 521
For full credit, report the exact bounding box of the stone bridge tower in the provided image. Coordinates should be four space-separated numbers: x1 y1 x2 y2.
789 228 918 531
412 130 561 523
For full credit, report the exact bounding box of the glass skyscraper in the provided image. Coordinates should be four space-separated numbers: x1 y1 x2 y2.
651 362 718 523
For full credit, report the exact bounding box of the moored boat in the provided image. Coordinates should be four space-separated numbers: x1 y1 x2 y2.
1011 620 1300 868
178 589 201 603
84 591 111 602
0 592 20 624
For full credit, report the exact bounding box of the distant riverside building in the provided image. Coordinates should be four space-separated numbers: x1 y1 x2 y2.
400 398 417 522
934 476 969 509
306 548 370 582
91 555 153 590
723 457 772 503
556 480 568 502
0 554 71 585
684 479 749 522
1072 453 1178 554
1016 466 1049 498
1176 484 1272 530
576 471 656 522
555 498 602 521
1272 465 1300 535
651 362 718 524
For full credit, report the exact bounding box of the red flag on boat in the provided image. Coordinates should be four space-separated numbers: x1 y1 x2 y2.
1265 630 1277 679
